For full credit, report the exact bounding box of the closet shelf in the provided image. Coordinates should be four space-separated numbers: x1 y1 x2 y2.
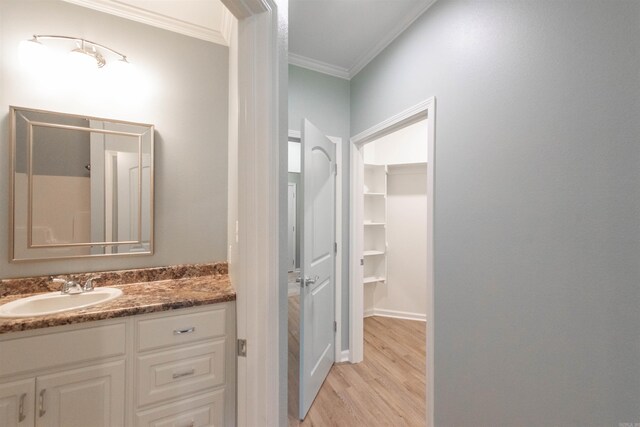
363 276 386 284
364 222 385 226
363 250 385 257
364 192 385 196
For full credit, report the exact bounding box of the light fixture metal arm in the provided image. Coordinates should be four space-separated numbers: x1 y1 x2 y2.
32 34 128 61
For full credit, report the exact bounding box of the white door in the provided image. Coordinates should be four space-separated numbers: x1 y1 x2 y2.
299 119 336 419
0 378 34 427
288 183 297 272
35 361 125 427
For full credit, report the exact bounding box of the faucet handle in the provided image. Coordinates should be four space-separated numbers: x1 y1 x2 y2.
84 276 101 292
52 278 68 293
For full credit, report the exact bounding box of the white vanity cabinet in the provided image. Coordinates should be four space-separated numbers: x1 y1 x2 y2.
0 322 127 427
0 302 235 427
0 379 35 427
133 304 235 427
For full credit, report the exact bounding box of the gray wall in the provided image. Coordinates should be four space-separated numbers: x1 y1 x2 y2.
351 0 640 425
288 64 351 349
0 0 228 278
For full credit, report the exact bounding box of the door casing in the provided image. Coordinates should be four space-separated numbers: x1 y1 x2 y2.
349 97 436 427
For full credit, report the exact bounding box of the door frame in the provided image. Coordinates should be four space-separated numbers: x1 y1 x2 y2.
289 129 344 362
221 0 286 425
349 97 436 427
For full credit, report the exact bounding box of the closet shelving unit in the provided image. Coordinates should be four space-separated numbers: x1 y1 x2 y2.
363 164 387 285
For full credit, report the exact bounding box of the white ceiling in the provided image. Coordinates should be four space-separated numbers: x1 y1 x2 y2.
62 0 233 45
63 0 435 79
289 0 436 79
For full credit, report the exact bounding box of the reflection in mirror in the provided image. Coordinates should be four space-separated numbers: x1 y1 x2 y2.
10 106 154 261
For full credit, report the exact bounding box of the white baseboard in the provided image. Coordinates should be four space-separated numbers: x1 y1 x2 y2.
364 308 426 322
338 350 350 363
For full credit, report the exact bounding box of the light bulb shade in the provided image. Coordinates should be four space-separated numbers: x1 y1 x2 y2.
19 39 52 69
105 57 131 75
67 48 98 73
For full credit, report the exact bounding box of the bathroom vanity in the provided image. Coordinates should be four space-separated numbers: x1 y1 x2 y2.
0 264 236 427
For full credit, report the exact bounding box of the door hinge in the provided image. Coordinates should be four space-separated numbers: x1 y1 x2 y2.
334 321 337 332
334 163 338 176
334 242 338 254
237 339 247 357
360 258 364 266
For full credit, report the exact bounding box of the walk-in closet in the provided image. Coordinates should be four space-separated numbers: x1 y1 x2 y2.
361 119 428 321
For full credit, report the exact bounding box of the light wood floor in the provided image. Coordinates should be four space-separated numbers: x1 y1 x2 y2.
288 295 426 426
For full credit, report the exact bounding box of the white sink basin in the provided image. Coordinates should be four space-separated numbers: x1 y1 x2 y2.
0 288 123 318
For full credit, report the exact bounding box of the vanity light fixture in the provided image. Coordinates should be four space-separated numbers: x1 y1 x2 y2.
24 35 129 69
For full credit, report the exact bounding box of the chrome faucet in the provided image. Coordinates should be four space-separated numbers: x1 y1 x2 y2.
53 276 101 294
53 279 83 294
83 276 100 292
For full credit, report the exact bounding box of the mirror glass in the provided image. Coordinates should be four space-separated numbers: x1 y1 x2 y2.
10 106 154 261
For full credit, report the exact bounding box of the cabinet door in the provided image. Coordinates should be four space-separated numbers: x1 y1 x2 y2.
0 378 34 427
35 360 125 427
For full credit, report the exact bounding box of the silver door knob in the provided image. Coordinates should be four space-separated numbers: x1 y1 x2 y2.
303 275 319 287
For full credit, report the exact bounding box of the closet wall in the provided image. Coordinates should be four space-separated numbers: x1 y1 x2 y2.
362 120 428 320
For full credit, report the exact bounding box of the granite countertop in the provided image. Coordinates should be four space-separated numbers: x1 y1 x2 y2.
0 264 235 334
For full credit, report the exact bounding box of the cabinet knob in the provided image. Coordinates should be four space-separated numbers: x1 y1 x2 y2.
18 393 26 422
173 327 196 335
38 389 46 417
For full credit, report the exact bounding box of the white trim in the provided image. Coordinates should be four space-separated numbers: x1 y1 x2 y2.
338 350 350 363
349 97 436 427
351 99 431 145
289 53 350 80
224 0 283 425
348 0 438 77
61 0 230 46
329 136 344 363
363 308 426 322
288 0 437 80
349 140 364 363
220 7 236 46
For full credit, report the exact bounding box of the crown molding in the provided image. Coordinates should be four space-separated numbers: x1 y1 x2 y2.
289 0 438 80
61 0 229 46
288 53 350 80
349 0 437 78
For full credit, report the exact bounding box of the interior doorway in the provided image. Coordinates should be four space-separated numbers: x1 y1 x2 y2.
350 98 436 426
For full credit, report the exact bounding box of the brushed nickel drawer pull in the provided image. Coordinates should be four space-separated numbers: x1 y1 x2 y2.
172 369 195 379
38 389 46 417
18 393 26 422
174 327 195 335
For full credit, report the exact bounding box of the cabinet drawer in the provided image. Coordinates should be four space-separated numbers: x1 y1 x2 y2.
137 340 225 407
137 308 226 352
136 390 224 427
0 323 125 378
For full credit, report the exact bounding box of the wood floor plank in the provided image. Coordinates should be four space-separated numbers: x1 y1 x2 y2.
288 298 427 427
